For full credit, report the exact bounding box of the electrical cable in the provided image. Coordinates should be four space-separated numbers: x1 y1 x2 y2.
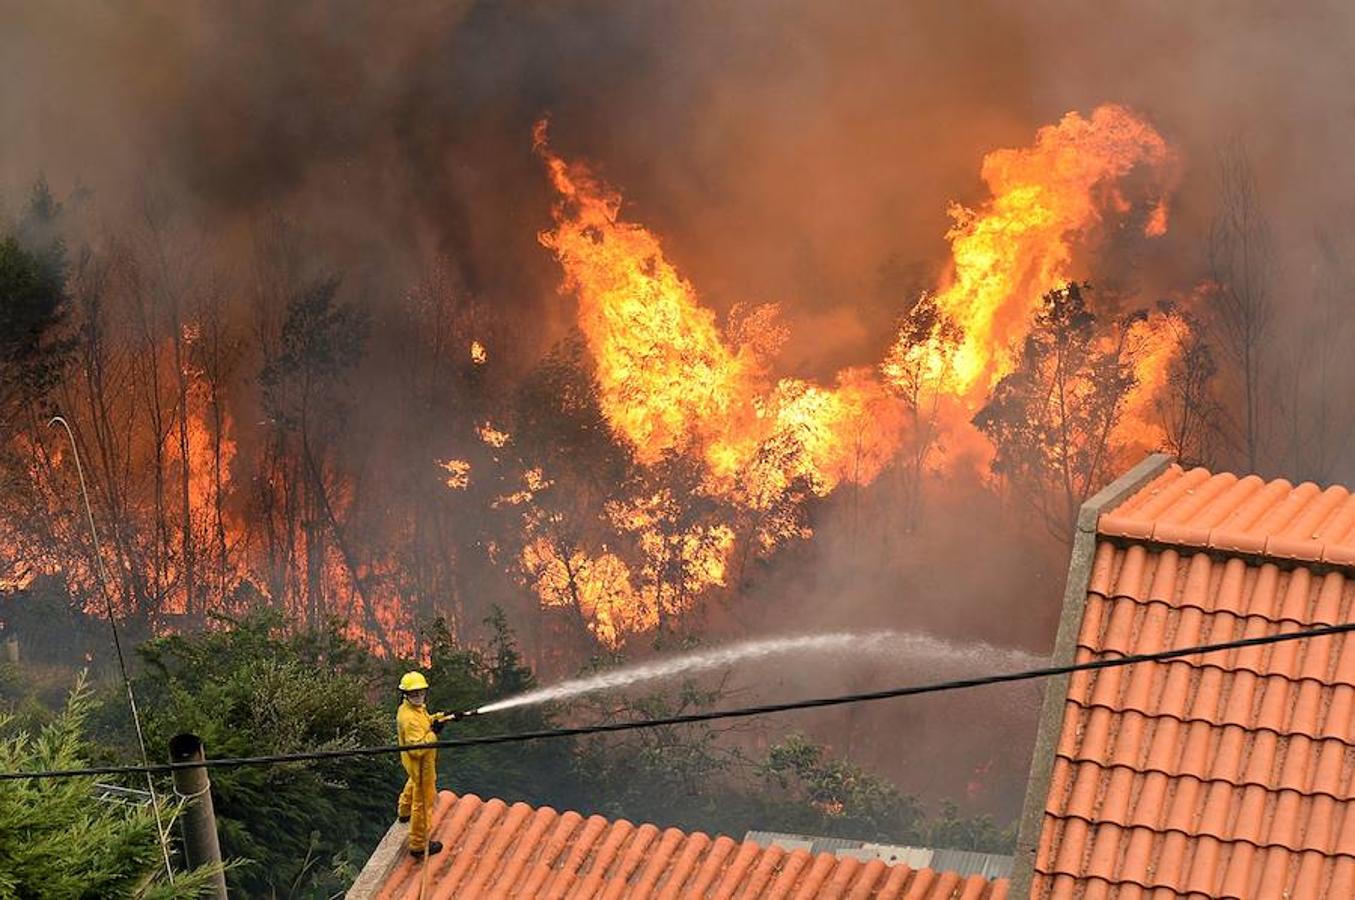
4 617 1353 782
47 416 176 883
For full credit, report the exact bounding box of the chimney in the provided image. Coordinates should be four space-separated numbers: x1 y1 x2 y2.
169 733 229 899
3 634 17 663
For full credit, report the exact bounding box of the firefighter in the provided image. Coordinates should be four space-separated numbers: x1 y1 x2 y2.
396 671 451 858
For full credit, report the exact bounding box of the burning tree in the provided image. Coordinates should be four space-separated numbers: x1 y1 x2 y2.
0 183 76 592
607 456 734 642
1153 299 1221 468
973 283 1142 540
0 104 1203 658
498 336 641 650
881 292 963 528
258 275 382 645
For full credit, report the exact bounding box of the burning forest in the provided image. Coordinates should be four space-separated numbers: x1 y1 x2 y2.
3 103 1198 654
3 3 1355 896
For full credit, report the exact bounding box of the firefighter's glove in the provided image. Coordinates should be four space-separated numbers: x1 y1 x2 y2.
430 717 446 735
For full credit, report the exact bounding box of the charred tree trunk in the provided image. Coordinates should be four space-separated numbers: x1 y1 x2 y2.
301 429 393 656
173 323 196 618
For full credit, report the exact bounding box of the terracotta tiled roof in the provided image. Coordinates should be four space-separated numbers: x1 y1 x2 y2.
370 791 1010 899
1098 464 1355 566
1033 463 1355 899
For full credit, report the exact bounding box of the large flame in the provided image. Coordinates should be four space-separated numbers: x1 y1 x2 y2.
536 121 904 501
884 104 1175 398
535 121 920 644
536 120 756 464
425 105 1193 647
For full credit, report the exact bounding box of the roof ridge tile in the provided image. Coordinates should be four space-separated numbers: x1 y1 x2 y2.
787 851 838 899
549 814 611 897
629 827 686 896
844 857 889 900
519 810 585 897
684 833 738 898
737 843 786 897
762 847 812 898
488 805 559 899
1093 466 1355 570
433 796 507 897
599 820 657 900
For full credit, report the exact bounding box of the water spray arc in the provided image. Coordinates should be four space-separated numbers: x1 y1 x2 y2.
48 416 175 884
470 629 1044 716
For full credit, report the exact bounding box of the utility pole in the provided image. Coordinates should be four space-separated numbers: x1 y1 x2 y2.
169 733 229 899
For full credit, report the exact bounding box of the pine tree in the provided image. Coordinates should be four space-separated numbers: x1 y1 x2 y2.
0 674 221 899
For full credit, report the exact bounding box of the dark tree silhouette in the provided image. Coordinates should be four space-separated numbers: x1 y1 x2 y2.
1206 143 1275 472
973 283 1139 541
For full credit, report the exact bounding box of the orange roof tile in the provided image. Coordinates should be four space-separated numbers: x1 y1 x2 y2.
1032 463 1355 899
1098 464 1355 566
366 791 1010 899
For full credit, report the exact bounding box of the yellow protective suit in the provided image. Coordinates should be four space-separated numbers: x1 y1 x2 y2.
396 699 438 851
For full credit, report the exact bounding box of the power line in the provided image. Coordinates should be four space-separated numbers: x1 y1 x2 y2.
4 618 1353 783
47 416 175 883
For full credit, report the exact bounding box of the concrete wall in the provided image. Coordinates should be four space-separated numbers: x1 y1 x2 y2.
1007 453 1172 898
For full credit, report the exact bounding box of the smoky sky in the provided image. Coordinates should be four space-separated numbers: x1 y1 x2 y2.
5 0 1354 375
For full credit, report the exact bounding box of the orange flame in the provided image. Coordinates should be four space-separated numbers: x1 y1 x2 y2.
439 458 471 490
536 121 755 465
885 104 1175 398
1117 306 1192 451
535 121 903 500
512 108 1183 644
522 537 639 647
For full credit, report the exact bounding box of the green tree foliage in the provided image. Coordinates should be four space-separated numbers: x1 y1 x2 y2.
91 612 392 899
756 733 925 842
913 799 1014 857
0 674 221 899
569 667 747 831
753 735 1013 853
76 611 1014 899
420 609 580 807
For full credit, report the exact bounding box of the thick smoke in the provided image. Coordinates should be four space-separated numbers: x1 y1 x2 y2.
4 0 1355 817
5 2 1353 365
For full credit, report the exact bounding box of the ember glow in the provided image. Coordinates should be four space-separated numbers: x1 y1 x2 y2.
1118 306 1194 449
439 459 471 490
